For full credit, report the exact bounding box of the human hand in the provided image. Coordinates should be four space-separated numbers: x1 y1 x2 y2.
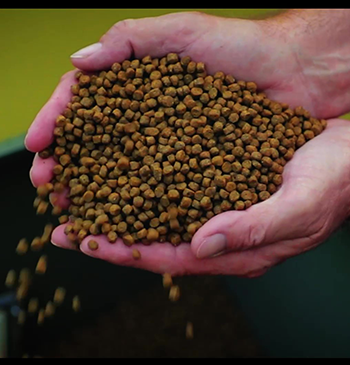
25 11 350 277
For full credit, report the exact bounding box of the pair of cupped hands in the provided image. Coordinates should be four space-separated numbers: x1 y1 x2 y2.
25 12 350 277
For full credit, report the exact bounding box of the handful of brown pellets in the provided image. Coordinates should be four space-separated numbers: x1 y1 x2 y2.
35 53 326 247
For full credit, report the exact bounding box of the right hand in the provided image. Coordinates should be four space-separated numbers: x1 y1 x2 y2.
24 11 350 276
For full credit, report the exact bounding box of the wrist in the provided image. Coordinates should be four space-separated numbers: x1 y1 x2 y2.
257 10 350 118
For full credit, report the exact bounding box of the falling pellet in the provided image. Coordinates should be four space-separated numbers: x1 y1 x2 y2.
5 269 16 288
45 301 55 317
72 295 81 312
162 273 173 289
35 255 48 274
16 283 29 301
169 285 180 302
36 201 49 215
16 238 29 255
28 297 39 313
37 308 45 325
19 268 31 284
41 223 54 244
31 237 43 251
53 287 66 305
17 268 31 301
185 321 194 340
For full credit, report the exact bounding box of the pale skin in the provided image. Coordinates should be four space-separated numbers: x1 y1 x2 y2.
25 10 350 277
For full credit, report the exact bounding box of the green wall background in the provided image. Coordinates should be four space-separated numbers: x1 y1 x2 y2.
0 8 281 155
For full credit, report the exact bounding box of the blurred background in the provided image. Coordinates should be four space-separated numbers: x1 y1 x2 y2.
1 8 350 358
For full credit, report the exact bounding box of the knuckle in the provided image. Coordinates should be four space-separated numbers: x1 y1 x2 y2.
112 18 134 33
100 18 135 43
244 221 266 248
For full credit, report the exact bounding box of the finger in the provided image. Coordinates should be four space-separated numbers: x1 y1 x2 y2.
51 224 77 251
49 191 70 210
30 154 70 208
50 204 323 276
190 189 298 259
70 12 212 71
74 233 291 277
76 234 273 276
47 195 320 276
29 154 57 187
25 70 77 152
79 236 180 275
191 160 326 259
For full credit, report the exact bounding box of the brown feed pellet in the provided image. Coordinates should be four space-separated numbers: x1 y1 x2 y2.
169 285 181 302
185 321 194 340
53 287 66 306
132 248 141 260
72 295 81 312
162 273 173 288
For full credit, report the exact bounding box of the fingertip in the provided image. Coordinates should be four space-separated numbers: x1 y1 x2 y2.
191 193 291 256
190 213 223 254
30 154 56 187
70 42 103 59
49 191 70 210
51 224 77 251
25 109 54 153
50 224 64 247
79 234 105 256
245 268 269 279
70 45 130 72
192 232 227 260
78 236 179 273
79 235 127 259
190 210 246 258
24 133 37 153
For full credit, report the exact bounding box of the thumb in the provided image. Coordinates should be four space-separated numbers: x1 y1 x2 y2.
192 120 350 259
69 12 210 71
191 178 325 259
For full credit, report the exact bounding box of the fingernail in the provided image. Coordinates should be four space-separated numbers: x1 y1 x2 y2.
196 234 227 259
50 237 59 247
71 42 102 59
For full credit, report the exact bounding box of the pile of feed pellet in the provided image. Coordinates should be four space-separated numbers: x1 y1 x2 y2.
36 53 327 247
4 52 326 342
